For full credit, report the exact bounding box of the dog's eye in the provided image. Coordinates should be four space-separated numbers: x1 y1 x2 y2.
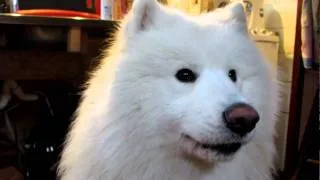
175 68 197 83
228 69 237 82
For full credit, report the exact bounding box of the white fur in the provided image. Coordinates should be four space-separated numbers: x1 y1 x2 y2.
58 0 279 179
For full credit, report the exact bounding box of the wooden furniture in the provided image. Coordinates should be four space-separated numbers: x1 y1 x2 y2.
0 14 118 81
293 88 319 180
283 0 319 179
0 14 119 178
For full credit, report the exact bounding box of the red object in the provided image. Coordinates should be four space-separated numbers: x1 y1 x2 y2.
95 0 101 16
87 0 101 16
16 9 100 19
86 0 93 9
121 0 128 14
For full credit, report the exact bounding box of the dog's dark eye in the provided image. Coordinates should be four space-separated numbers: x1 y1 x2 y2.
175 68 197 83
228 69 237 82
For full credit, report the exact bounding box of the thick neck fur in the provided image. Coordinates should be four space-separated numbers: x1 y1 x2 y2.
60 79 275 180
92 126 274 180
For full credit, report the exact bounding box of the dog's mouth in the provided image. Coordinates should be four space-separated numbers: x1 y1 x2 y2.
179 134 242 163
183 134 242 154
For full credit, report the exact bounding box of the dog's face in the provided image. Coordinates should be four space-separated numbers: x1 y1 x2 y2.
111 0 276 164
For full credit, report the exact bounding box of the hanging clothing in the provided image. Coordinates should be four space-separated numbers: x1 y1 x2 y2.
301 0 319 69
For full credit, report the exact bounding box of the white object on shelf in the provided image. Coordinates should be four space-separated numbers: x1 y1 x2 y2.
101 0 113 20
8 0 19 13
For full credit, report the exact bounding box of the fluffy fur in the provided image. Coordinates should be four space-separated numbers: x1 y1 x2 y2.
58 0 279 179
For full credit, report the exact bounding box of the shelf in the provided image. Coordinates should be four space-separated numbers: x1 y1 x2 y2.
0 14 115 81
0 13 119 28
0 50 88 80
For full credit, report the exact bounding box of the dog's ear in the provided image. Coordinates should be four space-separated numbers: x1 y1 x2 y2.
123 0 166 37
203 1 248 33
223 1 247 25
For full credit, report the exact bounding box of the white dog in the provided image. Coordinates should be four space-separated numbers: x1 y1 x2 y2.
58 0 279 179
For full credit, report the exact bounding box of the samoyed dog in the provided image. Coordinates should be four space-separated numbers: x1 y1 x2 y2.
58 0 279 179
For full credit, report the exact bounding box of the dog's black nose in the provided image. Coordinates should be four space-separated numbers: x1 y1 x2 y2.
223 103 259 137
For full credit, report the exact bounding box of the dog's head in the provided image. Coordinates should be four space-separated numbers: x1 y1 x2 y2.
109 0 278 164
